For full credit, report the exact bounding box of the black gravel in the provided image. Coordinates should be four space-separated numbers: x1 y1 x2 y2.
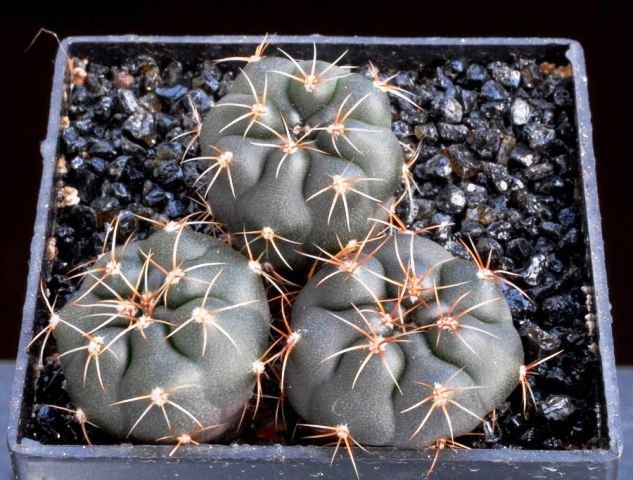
22 51 607 451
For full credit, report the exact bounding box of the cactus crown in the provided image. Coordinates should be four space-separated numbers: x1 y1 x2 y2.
285 233 524 449
50 219 271 443
198 44 405 270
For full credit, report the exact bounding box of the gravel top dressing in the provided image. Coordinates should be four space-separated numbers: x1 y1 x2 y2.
22 45 607 452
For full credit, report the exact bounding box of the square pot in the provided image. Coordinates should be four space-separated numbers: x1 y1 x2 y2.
7 35 622 479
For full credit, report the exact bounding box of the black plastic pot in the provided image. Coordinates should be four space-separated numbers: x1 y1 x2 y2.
7 35 622 479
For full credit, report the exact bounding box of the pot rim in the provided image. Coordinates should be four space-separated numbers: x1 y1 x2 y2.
7 35 622 468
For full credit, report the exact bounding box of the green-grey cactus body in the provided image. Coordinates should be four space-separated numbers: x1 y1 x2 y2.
200 54 405 270
286 233 523 448
53 227 270 442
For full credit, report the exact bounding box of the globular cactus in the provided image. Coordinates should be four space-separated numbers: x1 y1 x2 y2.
198 47 405 270
285 232 524 448
51 224 271 443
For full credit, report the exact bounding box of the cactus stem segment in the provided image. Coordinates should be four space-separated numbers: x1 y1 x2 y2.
460 234 532 302
240 226 302 270
299 423 369 480
519 349 564 417
217 70 269 138
69 214 135 303
312 93 380 156
213 33 272 65
368 61 421 110
171 95 203 162
156 424 222 456
428 282 500 357
44 405 100 446
58 328 118 391
321 305 422 393
401 369 485 442
165 269 258 355
274 44 354 93
425 437 471 477
111 384 203 438
184 145 237 198
306 173 383 231
252 114 325 178
394 142 423 208
242 232 298 301
27 282 79 370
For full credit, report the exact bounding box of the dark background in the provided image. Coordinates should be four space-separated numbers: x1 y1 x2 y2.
1 1 631 363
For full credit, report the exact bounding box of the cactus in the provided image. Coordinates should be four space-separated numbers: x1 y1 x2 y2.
198 46 405 270
50 223 271 443
285 232 524 448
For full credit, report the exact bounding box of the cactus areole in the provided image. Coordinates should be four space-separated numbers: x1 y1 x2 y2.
53 228 271 442
200 52 405 270
286 233 524 448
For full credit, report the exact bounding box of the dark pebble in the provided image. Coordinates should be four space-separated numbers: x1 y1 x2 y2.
459 89 478 113
415 198 436 219
142 180 168 207
414 123 438 143
447 145 479 179
523 321 562 353
465 63 489 85
91 195 120 214
446 57 466 76
463 182 487 207
120 135 148 156
117 209 139 237
541 395 576 422
153 160 184 187
481 80 509 101
541 221 564 239
156 112 179 134
432 95 463 123
470 127 502 158
95 95 114 119
526 162 554 180
523 253 548 286
62 127 87 154
139 93 162 114
421 153 452 178
392 120 412 138
106 156 128 181
436 184 466 213
193 60 222 93
111 182 132 202
185 89 212 114
165 199 187 218
524 123 556 151
510 143 536 167
541 293 581 324
437 122 469 142
163 61 183 86
116 88 140 114
89 139 117 158
156 84 188 103
506 237 533 260
511 98 532 125
123 111 156 145
489 62 521 89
